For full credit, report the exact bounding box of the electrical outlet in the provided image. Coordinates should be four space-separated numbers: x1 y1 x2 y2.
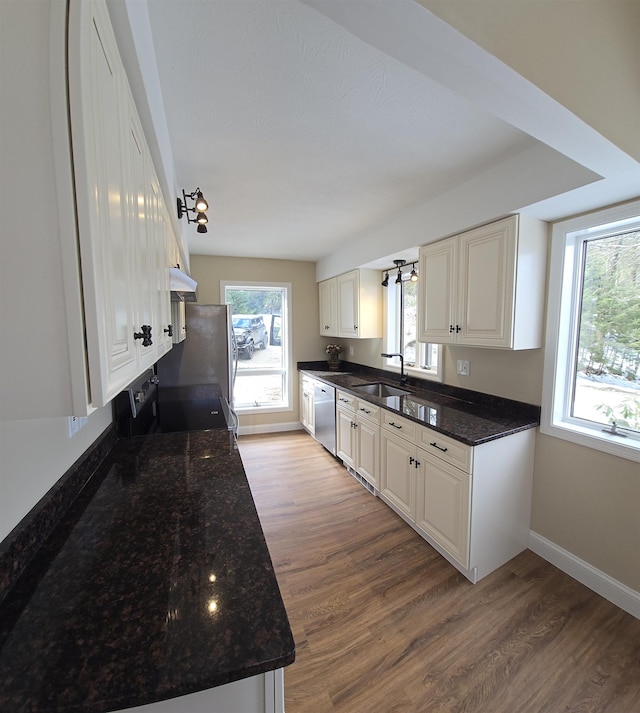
456 359 470 376
349 346 354 357
67 415 88 438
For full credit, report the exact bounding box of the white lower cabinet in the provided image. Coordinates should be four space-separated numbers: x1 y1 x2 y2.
300 375 316 435
415 450 471 568
336 403 356 467
377 408 535 583
117 669 285 713
355 414 379 487
336 392 380 488
380 426 417 520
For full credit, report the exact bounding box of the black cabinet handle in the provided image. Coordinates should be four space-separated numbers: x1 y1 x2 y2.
388 422 402 429
429 441 448 453
164 325 173 337
134 325 152 347
449 324 461 333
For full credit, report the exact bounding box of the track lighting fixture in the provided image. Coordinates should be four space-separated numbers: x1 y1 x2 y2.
177 187 210 233
380 259 418 287
394 259 406 284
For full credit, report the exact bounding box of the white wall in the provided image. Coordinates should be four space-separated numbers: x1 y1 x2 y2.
0 408 112 541
189 255 324 431
419 0 640 163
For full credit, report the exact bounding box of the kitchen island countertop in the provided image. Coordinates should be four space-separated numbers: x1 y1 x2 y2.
0 430 295 712
300 366 540 446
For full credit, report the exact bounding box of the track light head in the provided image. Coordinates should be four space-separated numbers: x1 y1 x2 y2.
195 191 208 212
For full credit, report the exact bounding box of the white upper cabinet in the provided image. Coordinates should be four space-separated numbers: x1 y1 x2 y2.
70 0 140 401
418 215 548 349
1 0 179 420
416 237 458 345
319 278 338 337
319 269 381 339
155 194 175 356
69 0 177 406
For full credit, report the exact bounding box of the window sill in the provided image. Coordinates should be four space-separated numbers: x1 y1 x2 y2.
540 417 640 463
235 404 292 416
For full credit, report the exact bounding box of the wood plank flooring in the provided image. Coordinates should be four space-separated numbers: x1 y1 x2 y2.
238 431 640 713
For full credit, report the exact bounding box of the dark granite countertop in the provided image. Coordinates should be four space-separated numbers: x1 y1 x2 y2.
299 363 540 446
0 430 295 713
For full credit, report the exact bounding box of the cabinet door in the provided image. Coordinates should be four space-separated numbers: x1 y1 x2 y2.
418 237 457 344
319 278 338 336
337 270 359 338
355 417 379 487
415 449 471 568
336 406 355 467
457 217 516 347
380 429 415 520
153 185 173 357
124 99 157 371
300 380 315 434
73 0 139 405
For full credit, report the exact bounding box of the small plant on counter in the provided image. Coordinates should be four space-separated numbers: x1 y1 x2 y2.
325 344 343 360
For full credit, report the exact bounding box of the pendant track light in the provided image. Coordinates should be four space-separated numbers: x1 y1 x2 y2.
177 187 210 233
380 259 418 287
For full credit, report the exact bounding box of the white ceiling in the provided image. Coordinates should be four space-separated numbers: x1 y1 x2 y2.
140 0 638 268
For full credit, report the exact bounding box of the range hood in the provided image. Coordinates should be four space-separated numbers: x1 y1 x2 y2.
169 267 198 302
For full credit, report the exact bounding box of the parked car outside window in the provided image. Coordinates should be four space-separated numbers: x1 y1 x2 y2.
232 315 268 359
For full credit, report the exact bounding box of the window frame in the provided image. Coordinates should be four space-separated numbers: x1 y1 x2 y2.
541 199 640 463
383 273 442 382
221 280 293 415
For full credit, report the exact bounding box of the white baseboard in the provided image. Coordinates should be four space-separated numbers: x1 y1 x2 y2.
237 421 303 436
529 531 640 619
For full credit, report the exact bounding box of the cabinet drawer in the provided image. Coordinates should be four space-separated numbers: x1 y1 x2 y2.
417 426 473 473
354 399 380 424
381 411 417 441
301 375 315 394
336 390 355 411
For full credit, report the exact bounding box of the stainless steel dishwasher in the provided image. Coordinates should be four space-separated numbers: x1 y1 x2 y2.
314 382 336 455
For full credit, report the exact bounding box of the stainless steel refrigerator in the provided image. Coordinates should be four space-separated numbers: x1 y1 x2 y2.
155 303 238 433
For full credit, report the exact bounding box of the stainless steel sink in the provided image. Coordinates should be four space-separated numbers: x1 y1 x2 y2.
353 382 410 398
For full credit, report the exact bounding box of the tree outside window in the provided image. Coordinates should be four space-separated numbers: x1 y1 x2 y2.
542 200 640 461
572 230 640 433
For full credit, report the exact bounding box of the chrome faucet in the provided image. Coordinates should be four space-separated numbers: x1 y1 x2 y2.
381 352 407 385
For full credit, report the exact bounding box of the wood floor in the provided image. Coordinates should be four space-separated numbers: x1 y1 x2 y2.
238 431 640 713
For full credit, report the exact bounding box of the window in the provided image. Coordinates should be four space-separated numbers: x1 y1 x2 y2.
542 200 640 462
221 281 291 413
383 273 441 381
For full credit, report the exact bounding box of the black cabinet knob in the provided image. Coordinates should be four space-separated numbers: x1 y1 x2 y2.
134 325 152 347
